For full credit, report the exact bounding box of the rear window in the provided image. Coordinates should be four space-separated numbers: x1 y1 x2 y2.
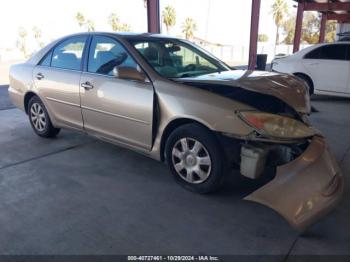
51 36 88 70
39 51 52 66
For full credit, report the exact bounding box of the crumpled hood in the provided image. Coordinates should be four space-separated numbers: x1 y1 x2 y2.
177 70 311 114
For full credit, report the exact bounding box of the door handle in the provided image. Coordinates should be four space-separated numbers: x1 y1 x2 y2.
308 62 319 66
81 81 94 90
36 73 44 80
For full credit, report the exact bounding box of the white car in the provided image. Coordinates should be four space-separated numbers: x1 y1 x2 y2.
272 42 350 97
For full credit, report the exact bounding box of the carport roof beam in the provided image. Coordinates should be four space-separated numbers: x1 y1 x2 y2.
293 0 350 23
302 1 350 12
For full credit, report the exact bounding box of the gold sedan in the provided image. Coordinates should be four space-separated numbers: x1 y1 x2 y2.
8 33 343 231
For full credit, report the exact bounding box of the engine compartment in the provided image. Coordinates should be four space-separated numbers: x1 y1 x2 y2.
180 81 304 121
218 134 310 180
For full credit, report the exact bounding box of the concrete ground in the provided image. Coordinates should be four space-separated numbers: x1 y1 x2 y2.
0 85 349 257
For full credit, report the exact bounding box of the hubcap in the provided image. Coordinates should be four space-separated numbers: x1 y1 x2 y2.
30 103 46 132
171 138 212 184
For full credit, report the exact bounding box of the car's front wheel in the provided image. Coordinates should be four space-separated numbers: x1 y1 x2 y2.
28 96 60 138
295 73 314 96
165 123 226 193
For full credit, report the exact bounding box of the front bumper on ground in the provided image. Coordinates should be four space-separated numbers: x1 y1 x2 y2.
245 135 344 231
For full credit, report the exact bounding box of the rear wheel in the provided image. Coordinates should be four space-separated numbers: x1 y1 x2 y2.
28 96 60 138
165 123 226 194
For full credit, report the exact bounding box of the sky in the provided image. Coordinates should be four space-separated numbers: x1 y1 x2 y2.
0 0 296 52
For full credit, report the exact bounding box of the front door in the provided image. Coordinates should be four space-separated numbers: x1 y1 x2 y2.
80 35 154 150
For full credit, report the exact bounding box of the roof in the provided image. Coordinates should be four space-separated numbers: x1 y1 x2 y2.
293 0 350 22
88 32 176 39
56 31 180 43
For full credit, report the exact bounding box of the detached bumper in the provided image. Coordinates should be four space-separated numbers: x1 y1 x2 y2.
245 136 344 231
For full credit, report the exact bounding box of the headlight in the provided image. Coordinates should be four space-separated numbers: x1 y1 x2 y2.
238 111 315 139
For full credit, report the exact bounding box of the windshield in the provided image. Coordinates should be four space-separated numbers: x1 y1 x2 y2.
128 38 230 78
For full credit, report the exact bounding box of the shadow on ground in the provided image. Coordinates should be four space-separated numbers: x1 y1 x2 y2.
0 85 13 110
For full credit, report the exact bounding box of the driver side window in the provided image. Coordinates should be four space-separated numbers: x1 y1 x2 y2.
88 36 138 76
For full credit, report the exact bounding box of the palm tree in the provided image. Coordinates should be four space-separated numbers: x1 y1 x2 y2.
108 13 131 32
109 13 121 31
162 5 176 34
76 12 86 27
271 0 289 49
86 19 95 32
182 18 197 40
32 26 45 48
75 12 95 32
16 27 28 58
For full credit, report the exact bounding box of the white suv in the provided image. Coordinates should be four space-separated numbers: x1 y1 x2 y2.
272 42 350 97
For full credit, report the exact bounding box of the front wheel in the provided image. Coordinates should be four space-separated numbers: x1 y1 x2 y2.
295 74 313 96
165 123 226 194
28 96 60 138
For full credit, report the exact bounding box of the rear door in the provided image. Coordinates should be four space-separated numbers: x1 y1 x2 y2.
33 36 88 129
79 35 154 149
302 44 350 94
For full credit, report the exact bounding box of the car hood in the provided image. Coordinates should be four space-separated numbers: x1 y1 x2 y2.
176 70 311 114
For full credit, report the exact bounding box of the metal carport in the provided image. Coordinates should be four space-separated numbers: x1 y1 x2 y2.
145 0 350 69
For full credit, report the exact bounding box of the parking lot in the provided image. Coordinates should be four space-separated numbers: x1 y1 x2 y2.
0 84 349 257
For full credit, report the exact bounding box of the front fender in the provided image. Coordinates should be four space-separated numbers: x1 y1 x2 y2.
154 79 255 135
148 79 256 160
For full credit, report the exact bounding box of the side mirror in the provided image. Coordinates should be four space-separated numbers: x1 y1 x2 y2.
113 66 147 82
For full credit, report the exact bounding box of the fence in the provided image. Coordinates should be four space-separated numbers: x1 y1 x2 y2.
199 43 312 67
1 43 313 68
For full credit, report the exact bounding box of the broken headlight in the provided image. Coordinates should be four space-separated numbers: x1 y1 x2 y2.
238 111 315 139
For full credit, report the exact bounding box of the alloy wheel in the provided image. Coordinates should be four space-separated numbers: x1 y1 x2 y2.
30 102 46 132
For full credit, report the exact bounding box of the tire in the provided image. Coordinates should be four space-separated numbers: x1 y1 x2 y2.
165 123 227 194
295 74 313 96
28 96 60 138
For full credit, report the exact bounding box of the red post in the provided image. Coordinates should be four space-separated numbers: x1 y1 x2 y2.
293 1 304 53
248 0 261 70
319 13 327 43
147 0 160 33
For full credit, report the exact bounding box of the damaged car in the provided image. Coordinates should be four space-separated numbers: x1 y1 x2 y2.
8 33 344 231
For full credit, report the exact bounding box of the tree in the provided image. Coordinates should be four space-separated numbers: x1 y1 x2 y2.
75 12 95 32
325 20 336 43
182 18 197 40
162 5 176 34
258 34 269 42
76 12 86 27
16 27 28 58
271 0 289 47
301 12 320 44
86 20 95 32
108 13 131 32
32 26 45 48
281 12 336 44
281 15 295 44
